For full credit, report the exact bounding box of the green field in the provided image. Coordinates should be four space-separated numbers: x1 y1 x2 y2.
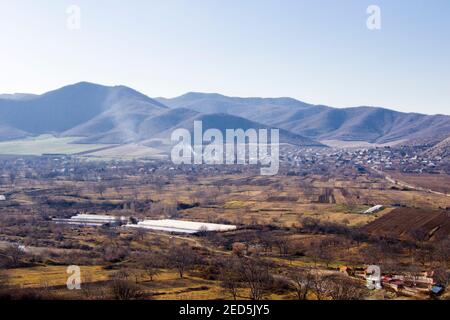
0 135 169 160
85 143 167 160
0 135 111 156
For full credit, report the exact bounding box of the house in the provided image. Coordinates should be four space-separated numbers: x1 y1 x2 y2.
0 195 6 201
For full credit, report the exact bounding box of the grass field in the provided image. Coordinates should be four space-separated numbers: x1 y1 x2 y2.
0 135 110 156
2 265 111 289
0 135 168 160
85 143 166 160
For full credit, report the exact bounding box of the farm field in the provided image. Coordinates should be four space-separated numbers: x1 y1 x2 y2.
0 135 169 160
389 172 450 195
0 135 111 156
84 143 167 160
363 208 450 241
0 156 449 301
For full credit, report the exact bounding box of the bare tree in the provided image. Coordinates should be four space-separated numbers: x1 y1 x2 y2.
134 228 146 242
0 244 25 267
94 183 107 197
143 254 162 281
274 236 290 255
9 172 16 185
164 202 179 219
109 270 143 300
167 243 197 279
220 258 241 300
323 275 367 300
238 257 272 300
289 269 314 300
311 273 329 300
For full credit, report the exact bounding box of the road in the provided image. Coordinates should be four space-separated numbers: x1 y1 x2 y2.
370 167 449 197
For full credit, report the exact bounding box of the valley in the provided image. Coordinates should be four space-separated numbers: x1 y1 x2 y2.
0 82 449 301
0 150 448 300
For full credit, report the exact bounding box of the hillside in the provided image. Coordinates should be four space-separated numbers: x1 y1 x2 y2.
0 82 168 138
158 93 450 144
76 108 323 146
0 83 323 146
362 208 450 241
156 109 323 146
423 136 450 161
0 124 29 141
1 82 448 146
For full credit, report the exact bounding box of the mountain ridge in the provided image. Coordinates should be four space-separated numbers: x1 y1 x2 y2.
1 82 449 147
157 92 450 144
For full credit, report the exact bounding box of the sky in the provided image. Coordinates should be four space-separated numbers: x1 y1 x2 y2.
0 0 449 115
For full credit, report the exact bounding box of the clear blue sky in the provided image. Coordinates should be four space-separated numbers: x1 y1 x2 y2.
1 0 449 115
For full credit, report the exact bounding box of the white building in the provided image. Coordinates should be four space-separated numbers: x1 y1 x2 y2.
0 195 6 201
364 205 384 214
53 214 127 227
125 219 237 234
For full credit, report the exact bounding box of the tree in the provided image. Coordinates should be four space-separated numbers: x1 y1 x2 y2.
109 270 143 300
134 228 146 242
143 254 162 281
238 257 272 300
310 239 334 268
167 243 197 279
273 236 290 255
9 172 16 185
94 184 107 197
0 244 25 267
289 269 314 300
164 202 179 219
311 274 329 300
220 258 241 300
435 238 450 265
101 243 129 263
323 275 367 300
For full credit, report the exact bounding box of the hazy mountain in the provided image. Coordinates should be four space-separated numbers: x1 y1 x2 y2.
0 82 168 140
156 92 310 116
0 124 29 141
136 108 322 146
158 93 450 144
0 82 320 146
0 93 38 101
74 107 323 146
2 81 168 133
1 83 448 147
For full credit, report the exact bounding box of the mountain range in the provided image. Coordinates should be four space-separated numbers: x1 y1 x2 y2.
157 93 450 144
0 82 449 147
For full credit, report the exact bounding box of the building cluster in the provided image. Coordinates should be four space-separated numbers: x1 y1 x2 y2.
342 266 445 298
280 145 448 174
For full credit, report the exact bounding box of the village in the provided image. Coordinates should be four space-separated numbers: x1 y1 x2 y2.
0 145 449 300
